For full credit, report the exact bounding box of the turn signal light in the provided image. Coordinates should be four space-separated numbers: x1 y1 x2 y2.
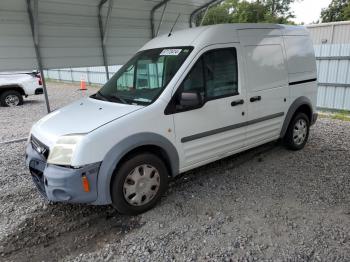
82 175 90 192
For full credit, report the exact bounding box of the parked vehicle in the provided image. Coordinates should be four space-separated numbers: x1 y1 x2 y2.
0 71 43 107
26 24 318 215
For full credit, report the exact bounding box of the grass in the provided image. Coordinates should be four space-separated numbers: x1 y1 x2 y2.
319 110 350 122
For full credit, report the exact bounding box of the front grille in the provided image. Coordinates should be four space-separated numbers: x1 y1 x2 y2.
30 165 48 199
31 135 49 159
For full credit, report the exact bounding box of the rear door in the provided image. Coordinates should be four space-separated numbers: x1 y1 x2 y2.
169 44 248 171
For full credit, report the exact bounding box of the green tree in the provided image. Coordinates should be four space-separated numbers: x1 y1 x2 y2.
320 0 350 22
198 0 299 26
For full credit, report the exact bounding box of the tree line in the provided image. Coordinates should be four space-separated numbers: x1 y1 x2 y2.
197 0 350 26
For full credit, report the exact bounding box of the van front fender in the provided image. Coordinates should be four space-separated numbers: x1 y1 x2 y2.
92 132 179 205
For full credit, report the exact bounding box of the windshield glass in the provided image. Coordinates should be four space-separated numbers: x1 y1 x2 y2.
93 47 193 105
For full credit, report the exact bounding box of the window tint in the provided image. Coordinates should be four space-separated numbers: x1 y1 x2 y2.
203 48 238 99
171 48 239 113
182 58 205 96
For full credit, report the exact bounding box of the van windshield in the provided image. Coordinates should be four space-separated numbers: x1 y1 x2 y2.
93 47 193 105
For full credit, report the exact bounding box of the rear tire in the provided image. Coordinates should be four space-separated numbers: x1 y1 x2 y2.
0 90 23 107
284 112 310 150
111 153 169 215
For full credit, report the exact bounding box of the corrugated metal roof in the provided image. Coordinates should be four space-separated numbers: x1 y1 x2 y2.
0 0 218 71
306 21 350 45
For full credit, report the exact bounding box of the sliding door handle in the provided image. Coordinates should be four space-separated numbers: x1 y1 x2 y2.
250 96 261 102
231 99 244 106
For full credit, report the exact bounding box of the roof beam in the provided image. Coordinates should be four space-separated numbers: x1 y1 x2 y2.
26 0 51 113
189 0 223 28
98 0 113 80
150 0 171 38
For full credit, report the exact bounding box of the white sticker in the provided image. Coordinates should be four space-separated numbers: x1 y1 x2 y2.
160 49 182 56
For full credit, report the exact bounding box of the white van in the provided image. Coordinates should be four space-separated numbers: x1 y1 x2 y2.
26 24 318 215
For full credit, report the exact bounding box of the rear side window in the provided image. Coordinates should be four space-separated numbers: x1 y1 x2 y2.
179 47 238 100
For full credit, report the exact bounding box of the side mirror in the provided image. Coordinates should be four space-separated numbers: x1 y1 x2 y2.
179 91 202 108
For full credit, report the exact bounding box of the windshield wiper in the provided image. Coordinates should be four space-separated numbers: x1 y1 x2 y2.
94 91 111 102
94 91 129 105
109 94 128 104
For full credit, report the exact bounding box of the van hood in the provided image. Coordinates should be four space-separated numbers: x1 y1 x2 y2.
31 97 143 147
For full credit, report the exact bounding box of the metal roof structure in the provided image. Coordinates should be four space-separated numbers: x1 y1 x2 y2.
1 0 221 112
1 0 221 71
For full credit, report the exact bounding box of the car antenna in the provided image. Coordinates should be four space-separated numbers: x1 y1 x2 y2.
168 14 180 37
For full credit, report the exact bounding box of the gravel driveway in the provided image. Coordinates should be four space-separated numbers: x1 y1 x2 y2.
0 82 349 261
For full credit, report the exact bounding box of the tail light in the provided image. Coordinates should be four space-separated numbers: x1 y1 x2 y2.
36 74 42 86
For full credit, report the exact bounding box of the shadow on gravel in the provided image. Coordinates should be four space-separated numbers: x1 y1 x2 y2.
170 140 281 188
0 204 142 261
22 99 44 105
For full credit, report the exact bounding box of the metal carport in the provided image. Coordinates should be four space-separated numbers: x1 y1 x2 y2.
0 0 221 112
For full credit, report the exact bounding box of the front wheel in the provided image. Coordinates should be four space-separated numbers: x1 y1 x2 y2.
111 153 169 215
284 112 310 150
0 90 23 107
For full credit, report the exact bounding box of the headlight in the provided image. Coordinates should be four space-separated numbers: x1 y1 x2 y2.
47 135 84 166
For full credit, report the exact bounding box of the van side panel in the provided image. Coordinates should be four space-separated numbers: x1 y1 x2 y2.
239 29 290 146
283 35 318 110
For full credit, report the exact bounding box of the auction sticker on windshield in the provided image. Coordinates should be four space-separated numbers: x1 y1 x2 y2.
160 49 182 56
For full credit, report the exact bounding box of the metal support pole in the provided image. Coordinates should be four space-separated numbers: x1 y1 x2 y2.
156 2 168 37
98 0 113 81
189 0 223 28
200 6 210 26
103 0 114 45
150 0 170 38
26 0 51 113
70 67 74 82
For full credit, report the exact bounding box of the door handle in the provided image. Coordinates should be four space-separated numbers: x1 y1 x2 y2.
231 99 244 106
250 96 261 102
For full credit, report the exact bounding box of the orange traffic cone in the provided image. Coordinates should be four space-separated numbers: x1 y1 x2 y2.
80 76 87 91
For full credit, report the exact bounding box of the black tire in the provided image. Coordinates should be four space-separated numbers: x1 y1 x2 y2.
111 153 169 215
0 90 23 107
284 112 310 150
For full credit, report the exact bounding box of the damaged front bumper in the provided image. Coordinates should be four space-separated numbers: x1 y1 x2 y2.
25 141 101 204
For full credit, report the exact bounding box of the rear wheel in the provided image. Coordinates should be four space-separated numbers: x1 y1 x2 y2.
284 112 310 150
0 90 23 107
111 153 169 215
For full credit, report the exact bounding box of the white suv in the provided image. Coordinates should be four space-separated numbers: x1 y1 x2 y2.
26 24 318 215
0 71 43 107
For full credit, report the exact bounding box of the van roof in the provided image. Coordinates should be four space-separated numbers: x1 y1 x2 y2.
140 23 309 51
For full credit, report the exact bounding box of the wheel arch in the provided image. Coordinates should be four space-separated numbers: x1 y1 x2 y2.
0 85 26 96
93 132 179 205
280 96 313 138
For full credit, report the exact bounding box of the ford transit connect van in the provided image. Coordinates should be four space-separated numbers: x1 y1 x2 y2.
26 24 318 215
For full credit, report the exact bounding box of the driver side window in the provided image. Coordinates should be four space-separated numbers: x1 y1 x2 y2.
182 57 205 97
174 47 238 112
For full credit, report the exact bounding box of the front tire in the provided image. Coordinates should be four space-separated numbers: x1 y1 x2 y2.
284 112 310 150
111 153 169 215
0 90 23 107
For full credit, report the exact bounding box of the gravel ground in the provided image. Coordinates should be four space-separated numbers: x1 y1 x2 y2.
0 81 98 142
0 82 349 261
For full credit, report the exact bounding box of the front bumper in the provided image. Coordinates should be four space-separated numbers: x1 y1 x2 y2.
25 142 101 203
